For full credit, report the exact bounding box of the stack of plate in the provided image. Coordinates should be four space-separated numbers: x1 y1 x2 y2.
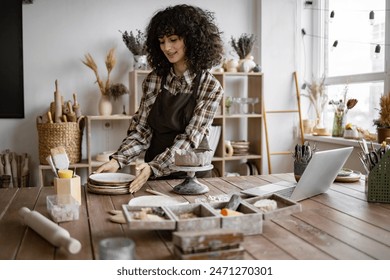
231 141 250 156
87 173 135 195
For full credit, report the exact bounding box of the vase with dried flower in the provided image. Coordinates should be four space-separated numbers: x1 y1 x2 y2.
120 29 148 70
328 85 358 137
230 33 256 73
82 48 128 115
373 94 390 143
301 76 328 135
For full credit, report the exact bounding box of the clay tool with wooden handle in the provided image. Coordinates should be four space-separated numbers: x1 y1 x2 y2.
145 188 169 197
46 155 58 177
19 207 81 254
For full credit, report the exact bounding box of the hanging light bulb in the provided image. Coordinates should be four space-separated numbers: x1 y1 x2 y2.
330 10 335 23
369 11 375 25
375 44 381 53
374 44 381 58
331 40 338 51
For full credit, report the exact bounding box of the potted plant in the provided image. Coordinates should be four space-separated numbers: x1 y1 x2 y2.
120 29 148 70
229 33 257 72
374 94 390 143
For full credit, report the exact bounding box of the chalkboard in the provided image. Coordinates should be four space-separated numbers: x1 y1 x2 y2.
0 0 24 118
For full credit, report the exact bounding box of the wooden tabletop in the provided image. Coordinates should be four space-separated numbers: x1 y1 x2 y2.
1 173 390 260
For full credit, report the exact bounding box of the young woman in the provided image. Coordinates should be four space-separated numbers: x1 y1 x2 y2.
96 4 224 193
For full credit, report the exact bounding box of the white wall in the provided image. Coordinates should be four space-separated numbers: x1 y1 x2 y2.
260 0 303 173
0 0 301 186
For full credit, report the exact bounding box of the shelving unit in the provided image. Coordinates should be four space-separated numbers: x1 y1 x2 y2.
85 115 133 174
129 70 263 177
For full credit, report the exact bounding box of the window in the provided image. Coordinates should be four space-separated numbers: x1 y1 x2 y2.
312 0 388 133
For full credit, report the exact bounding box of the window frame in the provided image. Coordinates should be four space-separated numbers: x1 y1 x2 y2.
313 0 390 92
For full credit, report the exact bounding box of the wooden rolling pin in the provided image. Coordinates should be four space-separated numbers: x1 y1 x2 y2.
66 101 77 122
18 207 82 254
72 93 82 118
54 80 62 123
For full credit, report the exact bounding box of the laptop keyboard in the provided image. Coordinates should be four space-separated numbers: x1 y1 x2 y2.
274 186 295 198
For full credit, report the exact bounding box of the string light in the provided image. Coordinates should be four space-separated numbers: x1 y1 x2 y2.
369 10 375 25
330 10 335 23
331 40 338 51
373 44 381 59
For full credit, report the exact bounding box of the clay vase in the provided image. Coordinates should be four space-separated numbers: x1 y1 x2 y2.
98 95 112 116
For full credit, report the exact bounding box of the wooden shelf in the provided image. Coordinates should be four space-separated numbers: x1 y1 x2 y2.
130 70 264 176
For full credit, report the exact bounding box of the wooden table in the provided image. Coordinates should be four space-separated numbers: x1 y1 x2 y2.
1 173 390 260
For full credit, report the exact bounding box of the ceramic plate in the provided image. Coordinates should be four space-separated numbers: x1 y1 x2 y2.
334 171 361 183
337 168 353 177
89 173 135 184
87 181 129 189
238 163 251 176
128 195 189 207
87 185 129 195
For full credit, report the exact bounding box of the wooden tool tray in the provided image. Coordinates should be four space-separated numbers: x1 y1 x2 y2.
122 205 176 230
163 203 221 232
245 193 302 220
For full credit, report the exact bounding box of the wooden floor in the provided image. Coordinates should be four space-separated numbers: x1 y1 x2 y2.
1 173 390 260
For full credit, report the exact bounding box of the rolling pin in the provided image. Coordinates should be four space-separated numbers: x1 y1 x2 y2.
18 207 82 254
66 101 77 122
54 80 62 123
72 93 82 118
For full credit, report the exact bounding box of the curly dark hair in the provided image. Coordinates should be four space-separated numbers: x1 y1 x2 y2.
145 4 224 76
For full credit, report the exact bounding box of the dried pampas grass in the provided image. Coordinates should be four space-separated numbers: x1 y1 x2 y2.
82 48 117 96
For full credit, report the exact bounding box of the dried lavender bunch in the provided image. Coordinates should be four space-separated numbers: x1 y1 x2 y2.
120 29 147 56
230 33 256 59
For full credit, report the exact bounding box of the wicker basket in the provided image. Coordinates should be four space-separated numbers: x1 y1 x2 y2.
366 150 390 203
37 116 85 164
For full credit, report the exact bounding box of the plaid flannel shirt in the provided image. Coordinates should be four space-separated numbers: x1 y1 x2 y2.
111 68 223 178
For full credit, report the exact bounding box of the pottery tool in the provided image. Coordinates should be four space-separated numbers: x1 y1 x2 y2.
19 207 81 254
46 156 58 177
145 188 169 197
50 146 70 170
54 80 62 123
224 194 241 211
58 169 73 179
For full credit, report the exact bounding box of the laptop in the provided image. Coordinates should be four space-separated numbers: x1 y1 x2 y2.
241 146 353 201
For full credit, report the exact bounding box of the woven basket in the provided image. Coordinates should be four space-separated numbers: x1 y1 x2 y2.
366 150 390 203
37 116 85 164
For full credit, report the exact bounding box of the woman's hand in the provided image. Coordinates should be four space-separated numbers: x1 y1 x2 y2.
95 158 120 173
129 163 151 193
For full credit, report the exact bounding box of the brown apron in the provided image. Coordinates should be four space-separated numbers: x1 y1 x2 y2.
145 73 210 179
